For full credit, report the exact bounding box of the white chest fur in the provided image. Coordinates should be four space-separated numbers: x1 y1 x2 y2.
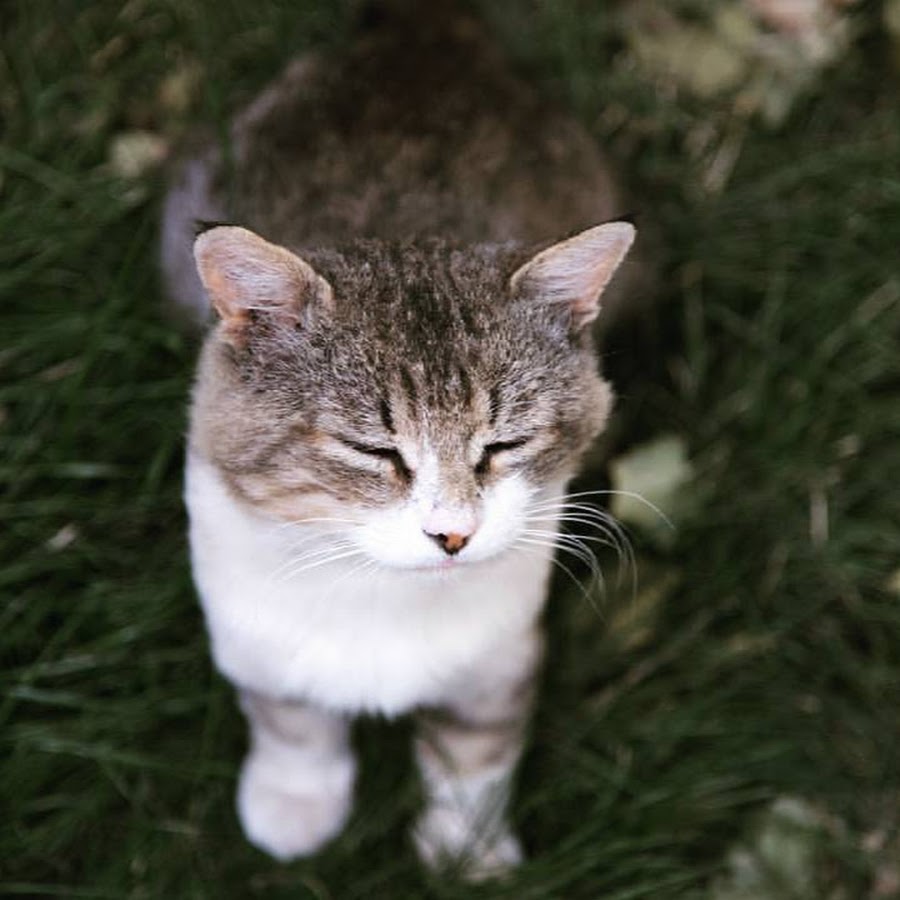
185 454 556 716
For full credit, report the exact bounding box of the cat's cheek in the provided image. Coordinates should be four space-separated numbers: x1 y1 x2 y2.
464 473 534 562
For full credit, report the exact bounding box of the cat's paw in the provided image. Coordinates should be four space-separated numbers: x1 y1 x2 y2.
237 750 355 860
412 808 523 882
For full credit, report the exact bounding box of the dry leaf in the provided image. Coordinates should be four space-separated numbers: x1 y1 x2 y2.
157 59 203 119
885 569 900 597
711 796 842 899
620 0 858 127
609 434 691 546
47 524 79 552
108 130 169 179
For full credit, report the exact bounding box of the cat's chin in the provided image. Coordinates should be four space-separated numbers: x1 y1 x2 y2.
394 547 510 576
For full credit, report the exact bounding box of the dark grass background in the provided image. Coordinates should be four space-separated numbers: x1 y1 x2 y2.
3 1 900 897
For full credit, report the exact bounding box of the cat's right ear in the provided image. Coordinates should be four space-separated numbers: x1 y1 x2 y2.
193 226 333 344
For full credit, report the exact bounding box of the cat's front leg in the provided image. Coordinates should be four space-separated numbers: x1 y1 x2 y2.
412 628 543 881
236 690 356 860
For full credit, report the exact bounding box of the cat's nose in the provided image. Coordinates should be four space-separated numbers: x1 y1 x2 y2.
422 506 479 556
424 529 472 556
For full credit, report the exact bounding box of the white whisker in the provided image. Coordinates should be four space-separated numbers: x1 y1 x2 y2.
270 544 361 585
274 516 362 530
522 487 645 601
528 489 673 529
553 513 631 571
267 538 355 577
520 529 601 574
531 515 622 552
515 537 597 607
275 548 366 583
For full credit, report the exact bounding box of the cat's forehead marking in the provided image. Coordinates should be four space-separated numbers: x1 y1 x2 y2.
399 364 419 408
448 362 473 407
378 397 395 435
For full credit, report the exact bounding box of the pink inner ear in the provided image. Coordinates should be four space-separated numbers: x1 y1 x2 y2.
511 222 635 328
193 226 332 334
200 265 245 320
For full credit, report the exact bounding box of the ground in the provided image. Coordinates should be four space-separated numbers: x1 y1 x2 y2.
3 1 899 898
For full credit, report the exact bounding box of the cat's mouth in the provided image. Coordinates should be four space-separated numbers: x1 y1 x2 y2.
402 546 508 575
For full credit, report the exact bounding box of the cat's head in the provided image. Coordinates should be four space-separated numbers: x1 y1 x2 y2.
189 224 634 571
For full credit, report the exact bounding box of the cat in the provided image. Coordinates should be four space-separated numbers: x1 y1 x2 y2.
161 0 637 880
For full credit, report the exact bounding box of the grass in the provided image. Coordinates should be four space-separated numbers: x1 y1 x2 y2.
3 1 899 897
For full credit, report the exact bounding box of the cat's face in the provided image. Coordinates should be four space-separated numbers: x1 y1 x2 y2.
190 226 633 571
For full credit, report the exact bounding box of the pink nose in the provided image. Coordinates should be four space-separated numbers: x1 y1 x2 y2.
424 530 471 556
422 507 479 556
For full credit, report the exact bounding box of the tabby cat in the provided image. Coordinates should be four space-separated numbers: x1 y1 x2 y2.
162 0 637 879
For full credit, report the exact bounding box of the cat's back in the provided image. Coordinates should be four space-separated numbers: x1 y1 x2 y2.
161 0 624 321
230 0 622 245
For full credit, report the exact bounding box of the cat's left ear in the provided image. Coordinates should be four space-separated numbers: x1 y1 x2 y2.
193 226 333 344
510 222 635 331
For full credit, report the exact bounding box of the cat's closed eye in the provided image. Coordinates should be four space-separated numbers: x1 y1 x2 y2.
340 438 412 481
475 436 531 476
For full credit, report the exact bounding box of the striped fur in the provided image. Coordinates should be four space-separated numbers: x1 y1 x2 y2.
165 0 638 879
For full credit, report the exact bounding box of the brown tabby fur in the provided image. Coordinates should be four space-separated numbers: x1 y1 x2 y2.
162 0 639 878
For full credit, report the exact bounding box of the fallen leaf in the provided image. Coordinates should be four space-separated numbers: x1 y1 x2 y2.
626 19 748 99
157 59 203 119
710 796 842 899
620 0 858 127
609 434 691 546
47 524 79 552
885 569 900 597
108 130 169 179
